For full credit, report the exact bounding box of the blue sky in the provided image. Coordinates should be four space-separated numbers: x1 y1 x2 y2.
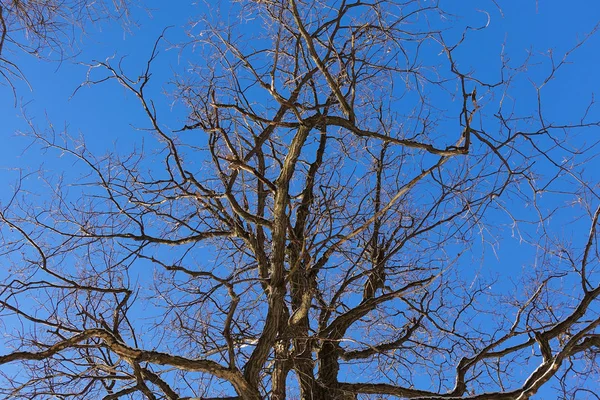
1 0 600 398
3 0 599 154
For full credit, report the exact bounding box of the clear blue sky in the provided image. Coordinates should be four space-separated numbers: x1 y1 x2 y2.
1 0 600 398
4 0 600 173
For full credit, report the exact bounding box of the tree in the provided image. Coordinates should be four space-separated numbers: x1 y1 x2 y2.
1 1 599 399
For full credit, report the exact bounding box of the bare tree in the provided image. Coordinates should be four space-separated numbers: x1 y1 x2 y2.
1 1 599 399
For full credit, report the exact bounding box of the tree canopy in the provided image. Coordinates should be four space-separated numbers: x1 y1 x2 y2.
1 1 600 399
